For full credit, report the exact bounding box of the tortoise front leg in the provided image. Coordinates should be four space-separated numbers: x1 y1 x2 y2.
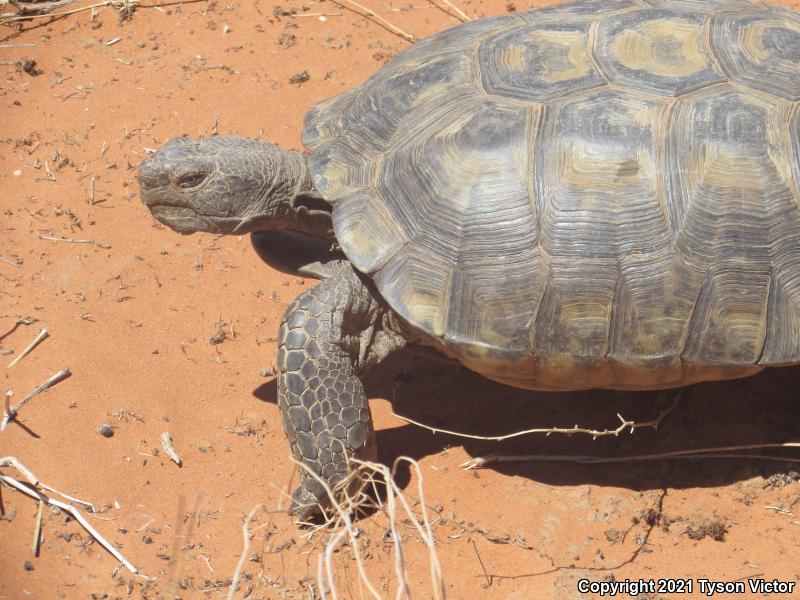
276 268 407 519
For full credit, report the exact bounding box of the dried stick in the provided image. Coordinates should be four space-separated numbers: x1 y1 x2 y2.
0 255 22 267
1 369 71 430
462 441 800 469
382 464 410 600
0 456 94 512
327 0 414 41
317 553 327 600
294 460 384 600
38 235 95 244
0 456 39 485
358 456 444 600
39 482 94 511
323 527 350 600
391 458 442 600
32 499 44 555
160 432 182 466
0 0 135 22
6 0 80 15
0 316 36 342
306 455 443 600
3 391 11 425
396 393 680 442
0 460 138 573
7 327 48 368
226 503 263 600
429 0 468 21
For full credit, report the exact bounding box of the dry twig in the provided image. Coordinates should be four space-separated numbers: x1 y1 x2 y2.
0 457 94 510
327 0 414 41
462 441 800 470
32 499 44 555
291 454 444 600
429 0 469 21
1 369 71 430
7 327 48 368
0 457 139 574
160 432 182 466
0 0 138 24
39 234 94 244
227 503 264 600
395 393 680 442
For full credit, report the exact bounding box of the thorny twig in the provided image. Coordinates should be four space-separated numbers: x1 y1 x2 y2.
396 393 681 442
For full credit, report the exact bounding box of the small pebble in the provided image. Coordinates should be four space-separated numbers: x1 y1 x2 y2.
97 423 114 438
288 70 310 84
23 561 33 571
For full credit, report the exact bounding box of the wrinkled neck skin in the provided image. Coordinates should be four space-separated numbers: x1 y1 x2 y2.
238 148 335 243
236 146 345 278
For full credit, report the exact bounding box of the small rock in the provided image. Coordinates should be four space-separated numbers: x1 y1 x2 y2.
277 32 297 48
97 423 114 438
18 59 42 76
23 561 33 571
288 70 310 84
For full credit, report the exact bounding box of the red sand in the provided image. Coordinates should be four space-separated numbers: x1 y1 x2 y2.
2 0 800 597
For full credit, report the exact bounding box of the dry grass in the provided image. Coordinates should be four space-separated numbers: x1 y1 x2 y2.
1 0 138 25
228 456 445 599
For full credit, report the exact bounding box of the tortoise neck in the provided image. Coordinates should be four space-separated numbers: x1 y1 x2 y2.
285 151 336 242
243 148 335 243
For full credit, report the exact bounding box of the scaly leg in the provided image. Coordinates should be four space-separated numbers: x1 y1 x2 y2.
276 268 407 519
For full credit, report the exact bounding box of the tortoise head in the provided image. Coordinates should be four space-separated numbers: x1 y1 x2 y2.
138 136 302 235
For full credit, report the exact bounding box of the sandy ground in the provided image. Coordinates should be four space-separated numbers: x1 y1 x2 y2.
2 0 800 597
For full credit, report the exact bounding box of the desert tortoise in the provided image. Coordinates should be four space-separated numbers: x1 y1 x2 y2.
138 0 800 517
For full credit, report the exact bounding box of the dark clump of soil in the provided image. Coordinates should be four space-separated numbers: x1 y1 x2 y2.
684 512 729 542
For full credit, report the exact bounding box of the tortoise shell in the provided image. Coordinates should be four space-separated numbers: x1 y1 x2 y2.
302 0 800 391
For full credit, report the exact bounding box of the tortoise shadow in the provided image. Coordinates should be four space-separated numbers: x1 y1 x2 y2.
253 350 800 496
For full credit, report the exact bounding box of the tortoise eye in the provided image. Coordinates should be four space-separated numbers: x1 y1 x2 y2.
176 173 205 189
